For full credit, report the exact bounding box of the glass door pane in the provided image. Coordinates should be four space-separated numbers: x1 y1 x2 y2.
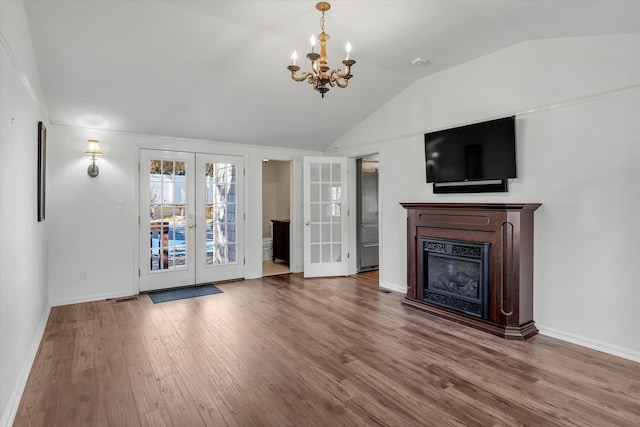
149 160 188 271
204 162 237 266
309 162 342 264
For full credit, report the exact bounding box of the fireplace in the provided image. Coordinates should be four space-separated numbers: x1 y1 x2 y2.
419 238 490 319
401 203 541 339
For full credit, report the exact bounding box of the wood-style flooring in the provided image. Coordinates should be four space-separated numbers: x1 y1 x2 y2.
261 260 290 277
14 273 640 426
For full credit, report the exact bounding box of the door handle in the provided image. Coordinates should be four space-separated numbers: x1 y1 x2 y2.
189 224 194 228
305 220 310 226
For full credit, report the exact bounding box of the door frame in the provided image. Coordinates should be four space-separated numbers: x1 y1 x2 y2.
347 152 382 277
135 148 246 292
260 158 294 277
355 155 380 272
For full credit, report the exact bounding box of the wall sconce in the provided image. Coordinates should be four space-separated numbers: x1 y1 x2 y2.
85 139 103 178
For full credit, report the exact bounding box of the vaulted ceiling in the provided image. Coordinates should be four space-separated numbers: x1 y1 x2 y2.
24 0 640 151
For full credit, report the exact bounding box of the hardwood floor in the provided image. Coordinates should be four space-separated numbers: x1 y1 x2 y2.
261 260 290 277
15 274 640 426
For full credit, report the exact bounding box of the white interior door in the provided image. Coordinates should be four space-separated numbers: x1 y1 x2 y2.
195 154 244 283
303 156 348 277
139 150 244 292
140 150 195 291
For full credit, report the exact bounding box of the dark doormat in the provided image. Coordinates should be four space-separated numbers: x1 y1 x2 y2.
148 284 223 303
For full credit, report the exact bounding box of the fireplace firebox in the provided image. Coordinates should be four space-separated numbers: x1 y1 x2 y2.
419 238 490 319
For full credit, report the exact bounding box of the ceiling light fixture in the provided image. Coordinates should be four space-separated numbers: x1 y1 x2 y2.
287 2 355 98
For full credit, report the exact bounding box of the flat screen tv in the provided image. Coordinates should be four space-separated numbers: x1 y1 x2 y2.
424 116 517 186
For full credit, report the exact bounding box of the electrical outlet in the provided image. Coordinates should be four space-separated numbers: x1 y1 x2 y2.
80 271 87 280
116 200 124 210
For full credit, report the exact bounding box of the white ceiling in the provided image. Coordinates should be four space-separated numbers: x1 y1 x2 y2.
24 0 640 151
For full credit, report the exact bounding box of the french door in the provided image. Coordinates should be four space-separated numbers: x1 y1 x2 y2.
303 156 348 277
139 150 244 292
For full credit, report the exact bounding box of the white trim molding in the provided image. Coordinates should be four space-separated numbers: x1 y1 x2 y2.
538 324 640 364
50 290 138 307
0 305 51 427
380 281 406 294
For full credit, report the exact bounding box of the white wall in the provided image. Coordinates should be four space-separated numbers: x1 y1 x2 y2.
328 33 640 362
47 125 318 305
0 1 50 425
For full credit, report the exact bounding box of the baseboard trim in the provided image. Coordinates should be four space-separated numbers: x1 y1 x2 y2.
537 324 640 364
50 290 138 307
379 281 406 294
0 304 51 427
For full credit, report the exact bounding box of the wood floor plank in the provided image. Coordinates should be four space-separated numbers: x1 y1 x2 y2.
15 339 55 418
98 351 142 427
128 374 164 416
14 272 640 426
137 408 172 427
179 372 237 427
156 373 206 427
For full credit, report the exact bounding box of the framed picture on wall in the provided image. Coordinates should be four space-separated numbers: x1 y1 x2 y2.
37 121 46 222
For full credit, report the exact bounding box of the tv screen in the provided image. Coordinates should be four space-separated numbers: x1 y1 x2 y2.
424 116 517 183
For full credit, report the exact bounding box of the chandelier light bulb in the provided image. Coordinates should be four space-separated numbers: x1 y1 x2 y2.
292 50 298 66
346 42 352 60
310 35 316 52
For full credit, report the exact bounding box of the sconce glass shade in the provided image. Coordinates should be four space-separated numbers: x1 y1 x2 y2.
85 139 103 156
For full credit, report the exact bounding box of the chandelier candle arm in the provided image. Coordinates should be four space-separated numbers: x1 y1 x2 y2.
335 59 355 79
287 65 314 82
286 2 356 98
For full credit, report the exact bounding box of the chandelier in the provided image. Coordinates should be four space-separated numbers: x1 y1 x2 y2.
287 2 355 98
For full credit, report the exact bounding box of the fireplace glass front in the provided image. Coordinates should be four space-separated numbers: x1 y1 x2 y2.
419 238 490 319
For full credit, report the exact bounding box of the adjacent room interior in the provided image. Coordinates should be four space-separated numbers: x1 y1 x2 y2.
261 159 291 277
2 1 639 426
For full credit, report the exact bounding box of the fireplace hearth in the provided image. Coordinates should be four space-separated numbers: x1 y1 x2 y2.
419 238 490 319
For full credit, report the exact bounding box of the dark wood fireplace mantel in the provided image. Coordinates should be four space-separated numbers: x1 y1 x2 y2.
401 202 541 339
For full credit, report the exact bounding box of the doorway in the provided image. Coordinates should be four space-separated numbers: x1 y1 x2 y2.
261 159 291 277
139 149 244 291
356 155 379 273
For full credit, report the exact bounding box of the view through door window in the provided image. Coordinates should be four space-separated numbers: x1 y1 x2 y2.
204 162 237 265
148 160 188 271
